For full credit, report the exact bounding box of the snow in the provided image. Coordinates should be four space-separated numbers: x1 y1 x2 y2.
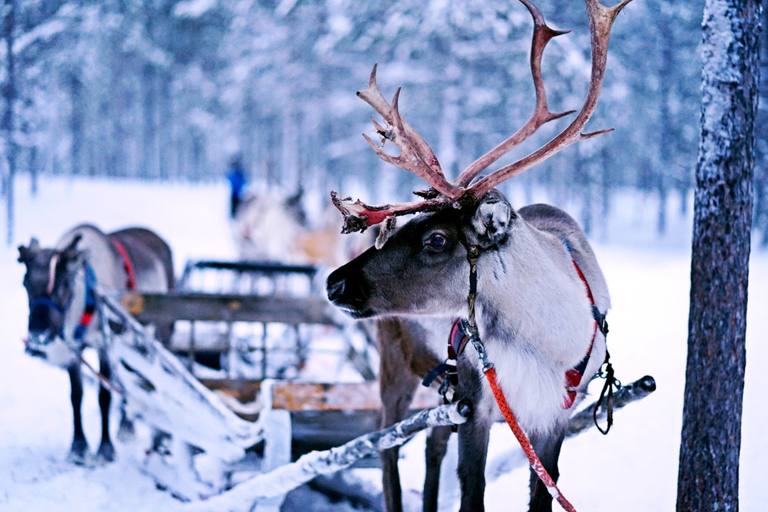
1 174 767 511
173 0 218 19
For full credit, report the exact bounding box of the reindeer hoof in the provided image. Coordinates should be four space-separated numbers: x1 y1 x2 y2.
96 442 116 464
117 419 136 442
67 438 91 466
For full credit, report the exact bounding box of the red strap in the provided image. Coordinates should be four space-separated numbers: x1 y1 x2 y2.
111 239 137 290
485 366 578 512
571 258 595 305
562 258 599 409
448 318 470 359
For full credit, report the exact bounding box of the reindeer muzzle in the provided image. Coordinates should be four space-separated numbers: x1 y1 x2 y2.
326 265 374 319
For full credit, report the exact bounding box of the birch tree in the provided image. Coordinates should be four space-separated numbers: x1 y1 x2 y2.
676 1 760 510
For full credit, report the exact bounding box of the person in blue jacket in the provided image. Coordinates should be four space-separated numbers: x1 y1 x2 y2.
226 155 247 218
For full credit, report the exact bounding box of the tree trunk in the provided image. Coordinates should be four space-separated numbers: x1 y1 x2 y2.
757 0 768 247
676 1 760 511
600 148 611 242
656 0 673 236
68 71 84 176
141 63 157 179
158 70 172 180
3 0 16 246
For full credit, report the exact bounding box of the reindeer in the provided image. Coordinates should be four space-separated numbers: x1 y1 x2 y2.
232 188 371 268
325 1 631 510
18 225 175 465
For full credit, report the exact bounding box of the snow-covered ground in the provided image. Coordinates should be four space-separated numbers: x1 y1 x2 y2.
1 175 766 511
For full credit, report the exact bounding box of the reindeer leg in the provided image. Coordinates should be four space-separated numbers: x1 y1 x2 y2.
96 350 116 463
527 426 566 512
456 415 491 512
380 371 419 512
117 397 136 441
378 319 421 512
456 360 490 512
67 362 90 465
423 425 452 512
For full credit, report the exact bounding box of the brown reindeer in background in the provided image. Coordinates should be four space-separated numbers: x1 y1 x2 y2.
326 1 632 511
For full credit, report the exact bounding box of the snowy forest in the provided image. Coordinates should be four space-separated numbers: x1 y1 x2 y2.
0 1 766 511
1 0 766 245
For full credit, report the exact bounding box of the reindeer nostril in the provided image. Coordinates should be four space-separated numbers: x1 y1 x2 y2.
326 276 346 302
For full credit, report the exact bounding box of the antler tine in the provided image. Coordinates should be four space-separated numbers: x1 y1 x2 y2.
466 0 634 200
357 66 462 201
358 65 442 177
454 0 574 189
330 191 452 234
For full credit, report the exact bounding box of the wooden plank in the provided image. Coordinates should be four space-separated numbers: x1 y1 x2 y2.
189 260 317 276
179 260 317 290
200 379 263 404
273 382 382 411
198 379 440 413
124 292 338 325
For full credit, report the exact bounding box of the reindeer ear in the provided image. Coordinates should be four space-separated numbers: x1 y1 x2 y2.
18 237 40 263
466 190 516 249
61 234 83 259
287 187 304 205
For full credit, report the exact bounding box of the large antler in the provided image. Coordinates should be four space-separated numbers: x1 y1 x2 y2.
453 0 574 189
332 0 633 234
357 66 461 202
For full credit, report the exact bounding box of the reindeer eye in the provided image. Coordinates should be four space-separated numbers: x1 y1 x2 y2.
425 233 448 248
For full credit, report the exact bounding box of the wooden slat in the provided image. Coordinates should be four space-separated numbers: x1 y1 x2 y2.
178 259 317 290
189 260 317 276
200 379 263 404
273 382 382 411
198 379 440 413
124 292 338 325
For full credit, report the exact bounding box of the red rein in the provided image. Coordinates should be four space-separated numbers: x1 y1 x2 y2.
484 366 578 512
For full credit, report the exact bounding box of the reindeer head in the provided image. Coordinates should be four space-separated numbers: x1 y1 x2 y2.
326 0 631 319
18 235 85 359
327 190 517 318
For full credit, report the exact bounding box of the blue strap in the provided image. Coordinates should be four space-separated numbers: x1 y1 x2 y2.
422 363 456 388
73 263 98 342
30 296 64 314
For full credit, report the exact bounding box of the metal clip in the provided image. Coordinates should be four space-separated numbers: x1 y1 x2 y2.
469 334 494 372
438 378 454 403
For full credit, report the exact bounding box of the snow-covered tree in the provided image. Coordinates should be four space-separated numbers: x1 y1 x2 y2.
676 1 760 510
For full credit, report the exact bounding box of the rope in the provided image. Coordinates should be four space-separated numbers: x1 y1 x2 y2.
484 366 577 512
79 354 124 396
465 244 578 512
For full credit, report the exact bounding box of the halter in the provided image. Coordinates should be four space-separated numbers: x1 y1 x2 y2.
46 253 59 295
27 259 98 347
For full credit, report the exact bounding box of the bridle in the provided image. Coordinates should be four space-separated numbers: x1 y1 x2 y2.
27 255 98 349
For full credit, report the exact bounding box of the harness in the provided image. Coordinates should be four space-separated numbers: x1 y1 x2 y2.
29 240 135 350
111 239 137 290
423 239 617 512
562 241 609 408
72 264 98 342
423 243 610 411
